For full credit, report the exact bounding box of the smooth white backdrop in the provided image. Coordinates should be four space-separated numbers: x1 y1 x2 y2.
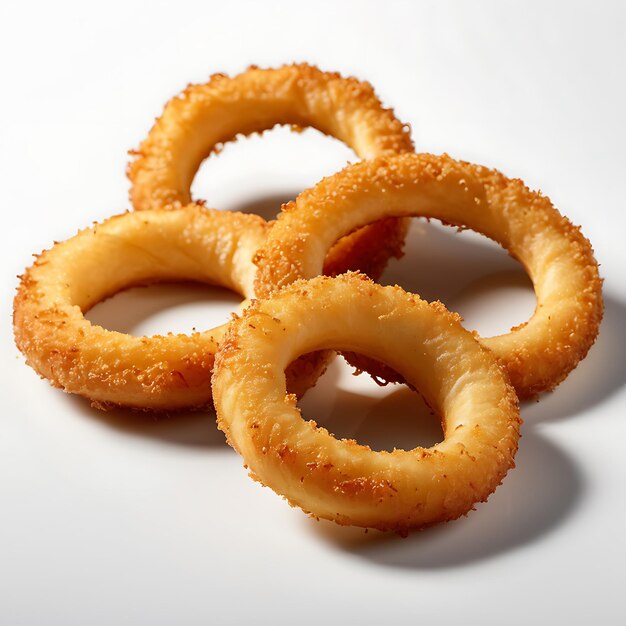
1 1 625 624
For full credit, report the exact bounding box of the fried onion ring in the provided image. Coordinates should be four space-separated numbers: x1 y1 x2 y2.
13 205 320 410
127 63 413 278
212 273 521 532
255 153 604 398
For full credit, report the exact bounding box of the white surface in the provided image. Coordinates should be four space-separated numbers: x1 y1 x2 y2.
1 1 625 624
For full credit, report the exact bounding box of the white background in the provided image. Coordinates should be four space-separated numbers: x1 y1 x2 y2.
1 1 625 624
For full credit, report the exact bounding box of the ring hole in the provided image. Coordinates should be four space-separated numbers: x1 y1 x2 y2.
297 356 443 452
85 282 241 337
192 126 356 219
380 218 537 337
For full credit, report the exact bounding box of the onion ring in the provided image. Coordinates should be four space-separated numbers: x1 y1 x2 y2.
13 205 321 410
212 273 521 532
254 153 603 397
127 63 413 278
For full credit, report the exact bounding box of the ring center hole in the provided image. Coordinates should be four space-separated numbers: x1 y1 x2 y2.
297 356 443 452
380 218 537 337
84 282 241 337
192 126 355 219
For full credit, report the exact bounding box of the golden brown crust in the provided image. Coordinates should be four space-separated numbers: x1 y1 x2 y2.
128 63 414 279
212 273 521 532
322 215 409 278
13 205 270 410
254 153 604 398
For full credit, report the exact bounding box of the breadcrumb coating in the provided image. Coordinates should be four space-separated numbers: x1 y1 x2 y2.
212 273 521 532
128 63 414 280
14 206 274 410
255 153 603 397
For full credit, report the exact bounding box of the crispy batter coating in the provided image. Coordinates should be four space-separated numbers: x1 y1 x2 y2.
212 273 521 532
13 206 275 410
255 153 604 398
128 63 414 279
